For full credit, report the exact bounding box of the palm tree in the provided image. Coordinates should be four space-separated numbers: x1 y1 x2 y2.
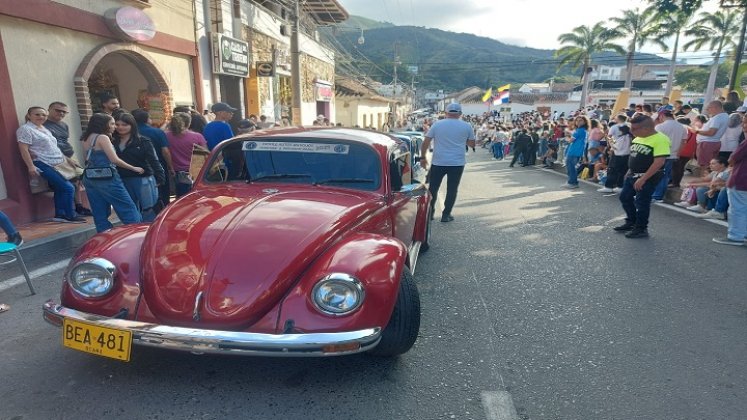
654 8 697 99
611 7 668 89
555 23 624 108
684 10 740 102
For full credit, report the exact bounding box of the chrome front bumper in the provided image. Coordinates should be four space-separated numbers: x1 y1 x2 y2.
43 301 381 357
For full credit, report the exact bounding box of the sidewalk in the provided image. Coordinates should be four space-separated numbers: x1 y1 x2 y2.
8 217 99 264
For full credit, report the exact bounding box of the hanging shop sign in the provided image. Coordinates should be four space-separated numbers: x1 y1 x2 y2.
256 62 275 77
315 80 333 103
212 33 250 77
104 7 156 42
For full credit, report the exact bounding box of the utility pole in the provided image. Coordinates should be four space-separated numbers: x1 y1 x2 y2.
290 0 302 125
729 4 747 92
391 42 401 129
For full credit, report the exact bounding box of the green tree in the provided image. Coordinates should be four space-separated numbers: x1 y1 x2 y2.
555 23 624 107
674 66 728 91
612 7 668 88
683 9 740 101
653 8 697 98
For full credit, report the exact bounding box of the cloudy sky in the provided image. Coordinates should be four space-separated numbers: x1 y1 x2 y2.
337 0 722 60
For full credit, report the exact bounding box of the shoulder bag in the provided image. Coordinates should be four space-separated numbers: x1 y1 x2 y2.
83 135 115 180
54 157 84 180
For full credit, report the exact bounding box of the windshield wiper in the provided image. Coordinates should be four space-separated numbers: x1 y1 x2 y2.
314 178 374 185
251 174 312 182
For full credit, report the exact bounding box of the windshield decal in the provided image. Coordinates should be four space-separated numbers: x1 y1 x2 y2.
243 141 350 154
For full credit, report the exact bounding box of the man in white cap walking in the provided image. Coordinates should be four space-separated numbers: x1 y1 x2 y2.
420 103 476 222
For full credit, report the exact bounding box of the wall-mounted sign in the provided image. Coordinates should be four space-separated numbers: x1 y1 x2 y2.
315 79 333 103
104 7 156 42
212 33 250 78
256 62 275 77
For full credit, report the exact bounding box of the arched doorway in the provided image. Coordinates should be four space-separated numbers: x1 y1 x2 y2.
74 43 172 130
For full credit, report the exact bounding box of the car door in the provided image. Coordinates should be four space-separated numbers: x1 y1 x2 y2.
388 149 424 248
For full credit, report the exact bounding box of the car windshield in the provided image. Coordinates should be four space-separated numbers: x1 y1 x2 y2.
205 138 381 191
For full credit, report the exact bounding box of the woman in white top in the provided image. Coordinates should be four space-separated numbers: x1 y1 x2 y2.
719 113 742 160
16 106 82 222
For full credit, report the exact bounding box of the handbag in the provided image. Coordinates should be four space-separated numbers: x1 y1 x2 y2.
54 157 84 180
83 135 115 180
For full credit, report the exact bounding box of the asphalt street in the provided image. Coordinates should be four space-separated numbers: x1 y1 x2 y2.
1 150 746 420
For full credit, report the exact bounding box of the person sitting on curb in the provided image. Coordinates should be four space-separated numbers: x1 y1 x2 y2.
713 113 747 246
677 157 729 213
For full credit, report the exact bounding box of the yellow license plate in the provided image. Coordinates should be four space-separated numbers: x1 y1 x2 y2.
62 319 132 362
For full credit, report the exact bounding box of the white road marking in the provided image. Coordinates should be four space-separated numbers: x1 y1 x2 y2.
481 391 520 420
0 259 70 293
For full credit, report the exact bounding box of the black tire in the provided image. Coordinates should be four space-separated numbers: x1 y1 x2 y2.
419 207 431 254
369 269 421 356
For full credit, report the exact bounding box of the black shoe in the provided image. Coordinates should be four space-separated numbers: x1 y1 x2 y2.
509 165 514 168
429 210 435 221
57 215 86 223
625 228 649 238
75 205 93 216
7 233 23 246
440 214 454 223
613 222 635 232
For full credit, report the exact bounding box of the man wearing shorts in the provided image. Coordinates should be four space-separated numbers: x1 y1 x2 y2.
695 101 728 173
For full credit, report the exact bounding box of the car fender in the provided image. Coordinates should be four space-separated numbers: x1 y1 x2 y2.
276 233 408 333
60 225 148 318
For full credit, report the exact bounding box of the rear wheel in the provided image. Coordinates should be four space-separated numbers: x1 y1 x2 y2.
369 269 421 356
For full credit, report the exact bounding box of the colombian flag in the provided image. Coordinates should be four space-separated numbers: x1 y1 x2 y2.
481 88 493 103
497 84 511 92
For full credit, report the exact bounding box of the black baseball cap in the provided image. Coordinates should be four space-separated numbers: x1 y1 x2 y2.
211 102 238 113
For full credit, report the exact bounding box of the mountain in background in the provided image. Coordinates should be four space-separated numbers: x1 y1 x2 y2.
322 17 668 92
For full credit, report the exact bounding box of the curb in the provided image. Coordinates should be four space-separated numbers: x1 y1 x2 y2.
17 224 97 262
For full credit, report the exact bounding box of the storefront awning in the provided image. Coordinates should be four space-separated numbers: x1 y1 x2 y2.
303 0 349 25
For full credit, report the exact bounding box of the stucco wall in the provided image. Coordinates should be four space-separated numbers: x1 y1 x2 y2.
336 100 390 128
52 0 196 41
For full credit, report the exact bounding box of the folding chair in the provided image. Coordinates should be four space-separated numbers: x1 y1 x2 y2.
0 242 35 295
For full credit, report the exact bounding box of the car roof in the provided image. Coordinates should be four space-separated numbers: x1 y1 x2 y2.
245 127 398 149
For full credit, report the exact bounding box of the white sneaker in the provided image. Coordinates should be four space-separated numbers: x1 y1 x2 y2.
697 210 725 220
612 187 622 193
686 204 704 212
597 187 614 193
674 201 690 208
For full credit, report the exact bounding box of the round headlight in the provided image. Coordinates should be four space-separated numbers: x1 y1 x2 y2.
68 258 116 298
312 273 364 316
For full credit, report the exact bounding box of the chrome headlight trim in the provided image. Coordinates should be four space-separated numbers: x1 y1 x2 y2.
311 273 365 316
67 258 116 298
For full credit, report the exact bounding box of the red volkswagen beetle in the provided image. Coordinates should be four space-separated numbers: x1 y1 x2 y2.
43 128 431 361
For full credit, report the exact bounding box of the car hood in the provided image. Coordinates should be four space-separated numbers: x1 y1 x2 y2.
140 187 382 329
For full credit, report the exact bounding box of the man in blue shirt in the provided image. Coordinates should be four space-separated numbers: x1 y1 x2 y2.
204 102 237 150
132 109 174 212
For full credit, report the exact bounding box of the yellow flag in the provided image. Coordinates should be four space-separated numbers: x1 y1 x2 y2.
481 88 493 102
497 84 511 92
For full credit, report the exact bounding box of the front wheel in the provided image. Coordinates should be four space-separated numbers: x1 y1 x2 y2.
369 269 421 357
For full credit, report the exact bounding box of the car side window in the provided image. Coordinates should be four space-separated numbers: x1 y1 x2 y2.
390 152 412 191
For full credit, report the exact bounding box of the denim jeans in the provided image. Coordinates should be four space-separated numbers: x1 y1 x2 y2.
0 210 18 237
565 156 581 185
619 175 657 229
491 142 504 159
122 176 159 222
695 187 719 209
83 172 142 233
428 165 465 217
34 160 76 218
726 188 747 241
714 188 729 213
652 159 674 200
